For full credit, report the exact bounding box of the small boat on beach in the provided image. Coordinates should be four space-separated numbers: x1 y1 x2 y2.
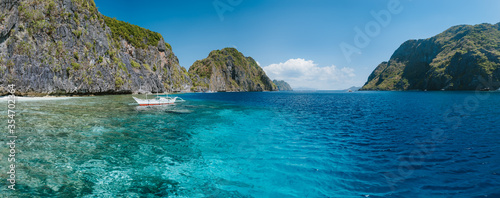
132 94 183 106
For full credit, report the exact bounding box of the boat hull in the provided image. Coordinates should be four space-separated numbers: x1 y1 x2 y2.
138 103 174 106
133 97 178 106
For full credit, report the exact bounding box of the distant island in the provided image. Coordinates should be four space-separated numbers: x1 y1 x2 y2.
361 22 500 91
345 86 361 91
189 48 277 92
0 0 288 96
293 87 317 91
272 80 293 91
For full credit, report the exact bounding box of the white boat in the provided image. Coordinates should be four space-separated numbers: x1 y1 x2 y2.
132 94 182 106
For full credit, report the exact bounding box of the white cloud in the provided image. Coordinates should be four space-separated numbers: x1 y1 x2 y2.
263 58 356 90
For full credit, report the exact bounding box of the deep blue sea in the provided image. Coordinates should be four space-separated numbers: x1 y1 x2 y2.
1 91 499 197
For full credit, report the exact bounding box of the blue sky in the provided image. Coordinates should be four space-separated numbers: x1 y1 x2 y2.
95 0 500 90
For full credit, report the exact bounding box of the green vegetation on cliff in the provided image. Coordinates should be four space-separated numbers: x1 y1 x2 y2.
103 16 163 49
361 22 500 91
0 0 278 95
0 0 190 95
189 48 277 92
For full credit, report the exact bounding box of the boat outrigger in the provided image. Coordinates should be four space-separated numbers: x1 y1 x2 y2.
132 94 184 106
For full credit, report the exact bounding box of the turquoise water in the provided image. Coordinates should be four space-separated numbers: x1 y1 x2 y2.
0 91 499 197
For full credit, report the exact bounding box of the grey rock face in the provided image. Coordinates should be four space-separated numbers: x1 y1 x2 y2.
0 0 277 96
362 23 500 91
188 48 277 92
0 0 191 95
272 80 292 91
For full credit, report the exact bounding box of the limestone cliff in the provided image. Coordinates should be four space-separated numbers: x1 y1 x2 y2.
0 0 191 95
189 48 277 92
361 23 500 91
272 80 292 91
